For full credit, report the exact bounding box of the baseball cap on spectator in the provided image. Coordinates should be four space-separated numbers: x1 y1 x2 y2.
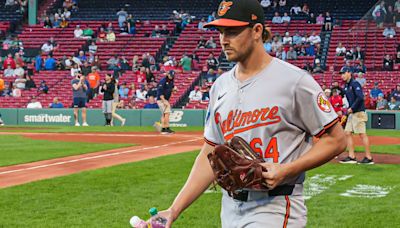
378 93 384 97
324 89 331 93
204 0 265 28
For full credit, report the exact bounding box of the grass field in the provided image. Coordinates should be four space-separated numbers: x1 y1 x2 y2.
1 126 399 227
0 152 399 227
0 135 134 167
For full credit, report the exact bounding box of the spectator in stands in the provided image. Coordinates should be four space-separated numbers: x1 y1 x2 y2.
151 25 161 38
282 12 291 24
354 46 365 60
282 32 292 45
396 51 400 63
43 16 52 28
35 52 43 72
97 27 107 42
14 73 26 89
106 30 116 42
396 0 400 13
3 82 12 97
131 55 140 72
272 12 283 24
286 46 298 60
136 67 147 84
205 69 216 83
3 53 16 69
14 64 24 78
372 1 386 27
70 63 81 77
207 12 216 23
189 86 202 102
49 97 64 108
0 74 4 96
10 37 23 54
205 36 217 49
77 50 87 62
292 32 303 46
4 65 14 77
298 46 307 57
316 13 324 25
383 54 394 70
197 36 206 49
354 60 367 74
38 80 49 94
27 96 42 109
271 35 282 53
345 48 355 60
263 40 272 53
25 75 36 90
74 25 83 38
146 81 158 98
324 12 333 31
92 55 102 70
206 53 219 71
308 31 321 45
355 72 367 87
329 89 343 115
81 61 91 76
107 55 119 70
106 22 114 31
388 96 400 110
198 18 207 31
120 22 129 35
305 42 315 56
82 25 94 39
275 46 286 61
60 17 69 28
324 88 331 99
136 84 148 101
44 55 56 71
289 4 300 14
383 26 396 38
88 41 97 55
127 82 136 99
385 5 395 24
180 53 192 72
390 84 400 101
200 80 210 101
312 59 324 73
12 83 21 97
120 56 130 71
370 82 383 99
376 93 388 110
118 83 129 99
144 96 158 109
14 53 24 67
336 42 346 56
307 13 316 24
2 36 13 51
41 41 54 55
62 7 71 19
160 25 169 37
117 8 128 28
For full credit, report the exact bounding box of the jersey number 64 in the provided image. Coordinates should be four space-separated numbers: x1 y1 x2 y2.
250 137 279 163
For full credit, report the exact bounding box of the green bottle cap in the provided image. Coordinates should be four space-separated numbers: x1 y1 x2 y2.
149 207 158 216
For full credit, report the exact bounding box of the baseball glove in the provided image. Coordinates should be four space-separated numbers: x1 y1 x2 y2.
207 136 268 196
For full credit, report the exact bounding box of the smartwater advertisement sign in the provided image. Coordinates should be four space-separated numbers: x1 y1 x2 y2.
18 109 74 125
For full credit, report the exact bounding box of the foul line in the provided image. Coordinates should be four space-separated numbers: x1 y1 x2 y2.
0 137 203 175
0 132 199 138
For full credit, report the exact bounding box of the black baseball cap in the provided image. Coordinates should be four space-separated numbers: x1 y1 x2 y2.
167 70 175 78
339 66 352 74
204 0 265 28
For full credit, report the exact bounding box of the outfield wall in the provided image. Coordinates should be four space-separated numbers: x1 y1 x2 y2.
0 108 399 129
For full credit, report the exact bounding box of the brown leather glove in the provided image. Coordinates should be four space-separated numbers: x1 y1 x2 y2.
207 136 268 196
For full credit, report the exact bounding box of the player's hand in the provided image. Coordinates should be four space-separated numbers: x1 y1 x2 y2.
348 108 353 114
260 163 290 190
157 208 178 228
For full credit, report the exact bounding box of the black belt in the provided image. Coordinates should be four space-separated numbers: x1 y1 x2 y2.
232 185 295 202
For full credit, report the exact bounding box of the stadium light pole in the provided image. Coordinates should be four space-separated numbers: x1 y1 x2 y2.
28 0 38 25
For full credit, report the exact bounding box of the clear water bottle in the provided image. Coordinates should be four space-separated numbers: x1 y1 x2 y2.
129 216 149 228
148 207 167 228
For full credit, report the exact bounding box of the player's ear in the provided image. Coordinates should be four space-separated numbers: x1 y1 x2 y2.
252 23 264 41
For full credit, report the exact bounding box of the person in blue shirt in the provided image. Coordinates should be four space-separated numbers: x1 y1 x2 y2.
340 67 373 164
49 97 64 108
44 55 56 70
144 96 159 109
370 82 383 99
156 70 178 134
35 53 43 72
305 42 315 56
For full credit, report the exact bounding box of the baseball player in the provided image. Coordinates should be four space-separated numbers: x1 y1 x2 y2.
339 67 373 164
158 0 346 227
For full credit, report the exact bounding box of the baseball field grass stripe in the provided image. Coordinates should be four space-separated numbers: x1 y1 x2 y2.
0 135 134 167
0 152 399 227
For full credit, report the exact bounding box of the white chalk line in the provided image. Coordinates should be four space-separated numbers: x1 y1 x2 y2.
0 137 203 175
0 132 200 138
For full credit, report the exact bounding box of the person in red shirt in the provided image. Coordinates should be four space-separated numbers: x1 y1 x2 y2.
136 67 147 84
329 89 343 115
3 53 16 69
14 53 24 68
98 27 107 42
86 66 100 101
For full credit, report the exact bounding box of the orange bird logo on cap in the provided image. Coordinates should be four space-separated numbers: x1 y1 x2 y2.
218 1 233 17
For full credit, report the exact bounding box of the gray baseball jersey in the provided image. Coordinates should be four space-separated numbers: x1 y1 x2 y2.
204 58 338 186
